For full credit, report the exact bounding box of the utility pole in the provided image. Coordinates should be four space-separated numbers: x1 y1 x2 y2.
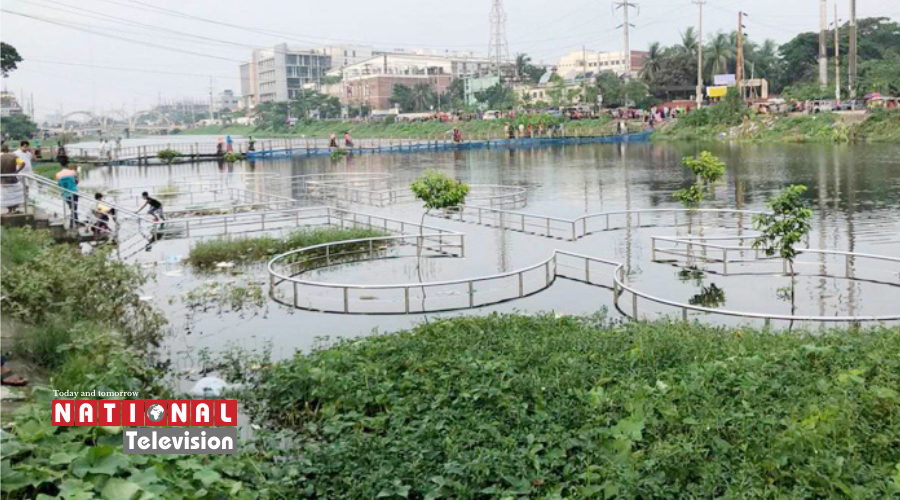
694 0 706 106
582 45 588 103
614 1 638 78
848 0 857 99
834 3 840 102
488 0 510 78
208 77 216 121
736 11 745 99
819 0 828 87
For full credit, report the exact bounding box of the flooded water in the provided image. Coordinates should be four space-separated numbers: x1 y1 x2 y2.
78 141 900 365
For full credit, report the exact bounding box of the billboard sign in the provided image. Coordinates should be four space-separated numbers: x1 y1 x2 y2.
714 74 736 86
707 86 728 98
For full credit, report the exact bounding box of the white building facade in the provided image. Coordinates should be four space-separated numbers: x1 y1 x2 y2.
557 50 648 79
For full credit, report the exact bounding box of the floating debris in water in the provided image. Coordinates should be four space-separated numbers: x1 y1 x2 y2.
139 296 154 302
216 262 235 268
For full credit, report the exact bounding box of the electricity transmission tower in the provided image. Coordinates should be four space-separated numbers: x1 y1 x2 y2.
488 0 510 77
614 1 638 78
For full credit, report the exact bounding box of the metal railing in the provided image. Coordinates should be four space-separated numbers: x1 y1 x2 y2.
268 234 618 314
442 206 765 241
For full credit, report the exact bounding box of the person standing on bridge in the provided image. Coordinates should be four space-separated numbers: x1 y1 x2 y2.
344 131 353 148
216 137 224 156
54 157 79 226
329 133 338 148
248 136 256 152
226 135 234 152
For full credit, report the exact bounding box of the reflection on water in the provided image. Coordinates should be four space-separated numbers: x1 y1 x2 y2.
78 142 900 360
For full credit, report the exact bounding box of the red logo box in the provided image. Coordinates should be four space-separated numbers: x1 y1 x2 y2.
190 400 214 427
74 401 98 427
142 399 168 426
122 400 144 426
99 400 122 426
214 400 237 427
168 400 191 426
51 400 74 426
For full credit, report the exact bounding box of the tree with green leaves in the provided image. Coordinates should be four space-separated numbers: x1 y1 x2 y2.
673 150 726 209
410 170 470 288
752 185 813 316
474 83 515 110
0 114 38 140
1 42 22 77
157 148 181 165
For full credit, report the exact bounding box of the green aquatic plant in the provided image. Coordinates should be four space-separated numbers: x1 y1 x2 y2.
156 148 181 165
223 151 243 163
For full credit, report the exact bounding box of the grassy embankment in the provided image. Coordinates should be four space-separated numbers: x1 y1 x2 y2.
181 116 615 139
3 295 899 498
185 227 388 270
655 109 900 143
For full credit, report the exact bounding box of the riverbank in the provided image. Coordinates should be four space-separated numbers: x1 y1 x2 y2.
3 226 898 500
654 109 900 143
181 116 616 139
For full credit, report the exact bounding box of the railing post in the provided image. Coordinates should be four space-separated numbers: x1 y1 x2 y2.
404 287 410 314
585 258 590 282
545 261 550 286
651 237 656 261
722 249 728 275
518 272 524 297
343 287 349 313
632 293 638 319
293 282 298 307
606 214 610 231
326 246 330 266
468 281 474 307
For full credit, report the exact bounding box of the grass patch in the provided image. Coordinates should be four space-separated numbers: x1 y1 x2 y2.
182 117 614 140
32 162 62 179
234 313 900 499
185 227 388 270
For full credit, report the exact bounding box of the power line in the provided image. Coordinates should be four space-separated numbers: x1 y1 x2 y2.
24 58 240 80
2 9 242 62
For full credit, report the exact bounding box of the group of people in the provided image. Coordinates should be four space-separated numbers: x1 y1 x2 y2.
328 132 353 148
98 137 123 161
1 141 35 214
503 122 566 139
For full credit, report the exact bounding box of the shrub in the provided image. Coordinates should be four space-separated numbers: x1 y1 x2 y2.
0 228 165 350
234 314 900 499
410 170 469 211
223 151 242 163
156 148 181 164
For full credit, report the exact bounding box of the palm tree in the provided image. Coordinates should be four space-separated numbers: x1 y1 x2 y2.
411 83 434 112
679 27 698 56
705 32 733 79
641 42 663 84
515 53 532 82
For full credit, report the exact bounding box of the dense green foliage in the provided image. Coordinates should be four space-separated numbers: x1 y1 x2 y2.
411 170 470 210
185 227 387 270
0 228 165 355
1 114 39 140
156 148 180 164
1 41 22 77
222 151 242 163
32 162 62 179
235 313 900 498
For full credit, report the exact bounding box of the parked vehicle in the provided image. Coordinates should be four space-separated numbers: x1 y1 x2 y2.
810 100 837 113
483 110 502 120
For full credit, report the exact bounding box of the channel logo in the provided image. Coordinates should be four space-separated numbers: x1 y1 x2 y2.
51 400 238 454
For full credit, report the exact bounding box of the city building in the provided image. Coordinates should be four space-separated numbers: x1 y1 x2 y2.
1 91 25 117
338 51 498 82
323 73 453 111
216 89 240 112
557 50 649 79
240 43 372 107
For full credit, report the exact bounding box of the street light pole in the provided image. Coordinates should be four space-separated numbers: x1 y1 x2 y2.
694 0 706 106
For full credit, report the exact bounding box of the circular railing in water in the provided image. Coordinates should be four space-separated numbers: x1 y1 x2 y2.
266 207 900 324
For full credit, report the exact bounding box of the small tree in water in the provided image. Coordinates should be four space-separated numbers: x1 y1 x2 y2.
157 148 181 165
752 184 813 316
411 170 470 215
673 150 726 236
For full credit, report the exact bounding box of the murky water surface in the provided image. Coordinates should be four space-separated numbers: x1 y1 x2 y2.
74 140 900 363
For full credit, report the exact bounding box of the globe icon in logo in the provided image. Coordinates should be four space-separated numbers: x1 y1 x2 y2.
146 404 166 423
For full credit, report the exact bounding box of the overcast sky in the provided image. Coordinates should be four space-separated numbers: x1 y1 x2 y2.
2 0 897 119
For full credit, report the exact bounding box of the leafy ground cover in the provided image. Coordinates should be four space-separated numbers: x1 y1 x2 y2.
2 310 899 499
236 313 900 499
32 162 62 179
656 111 900 143
185 227 387 270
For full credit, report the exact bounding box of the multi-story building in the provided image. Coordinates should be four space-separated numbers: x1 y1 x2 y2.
216 90 239 112
557 50 649 79
339 51 497 82
1 91 24 117
240 44 373 107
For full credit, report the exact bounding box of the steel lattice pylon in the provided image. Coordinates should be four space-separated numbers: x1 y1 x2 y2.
488 0 509 76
